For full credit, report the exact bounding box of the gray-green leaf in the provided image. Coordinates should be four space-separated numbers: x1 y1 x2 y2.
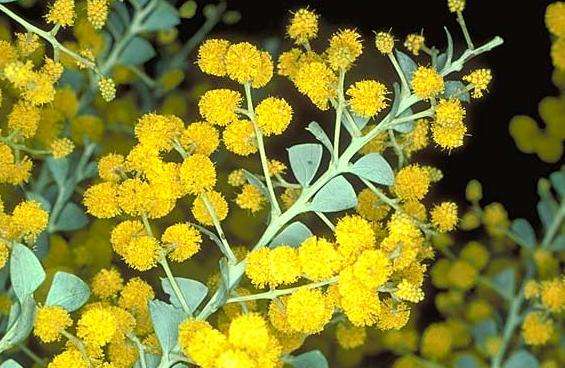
491 268 516 301
306 122 332 154
503 350 539 368
308 176 357 213
444 81 470 102
350 153 394 186
395 50 418 82
161 277 208 314
288 143 323 187
10 244 45 301
148 300 185 354
46 157 69 188
509 219 536 249
288 350 329 368
46 272 90 312
54 202 88 231
270 222 313 248
0 359 24 368
119 37 156 66
142 1 180 32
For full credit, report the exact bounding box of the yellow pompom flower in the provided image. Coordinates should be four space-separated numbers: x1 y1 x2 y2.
215 349 256 368
460 241 489 270
99 77 116 102
162 223 202 262
118 277 155 314
255 97 293 136
48 350 88 368
228 312 270 351
83 182 121 218
286 288 333 334
294 61 337 110
420 323 452 360
98 154 125 182
223 119 257 156
338 267 381 326
287 8 319 44
482 202 510 237
91 268 123 299
463 69 492 98
335 215 375 263
546 2 565 37
50 138 74 159
336 323 367 349
34 305 72 343
356 188 390 221
431 202 458 232
199 89 242 126
192 190 229 226
327 29 363 70
277 48 303 79
134 113 183 151
522 312 554 346
524 280 540 299
540 278 565 313
198 39 230 76
181 322 228 367
8 102 41 139
436 99 466 127
411 66 444 99
77 306 117 346
87 0 109 29
395 279 424 303
46 0 75 27
228 169 247 187
404 34 425 56
346 80 388 118
122 236 160 271
376 298 411 330
245 248 271 288
298 236 342 281
11 200 49 242
448 0 466 13
179 154 216 195
252 51 274 88
375 31 395 54
225 42 262 84
352 249 391 289
180 122 219 156
432 119 467 149
447 260 477 290
110 220 144 256
269 246 302 287
393 165 430 202
236 184 266 213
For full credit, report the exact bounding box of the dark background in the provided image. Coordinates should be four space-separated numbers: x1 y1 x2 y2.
196 0 562 226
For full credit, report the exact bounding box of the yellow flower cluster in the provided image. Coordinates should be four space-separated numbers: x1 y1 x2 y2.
0 199 48 250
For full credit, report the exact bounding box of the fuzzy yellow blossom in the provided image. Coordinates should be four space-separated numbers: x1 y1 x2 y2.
199 89 242 126
287 8 318 44
50 138 74 158
228 312 270 351
179 154 216 194
198 39 230 76
179 320 228 367
122 235 160 271
34 305 72 343
223 119 257 156
336 323 366 349
135 113 183 151
463 69 492 98
11 200 49 242
524 280 540 299
46 0 75 27
225 42 262 84
522 312 554 346
215 350 256 368
99 77 116 102
448 0 466 13
447 259 477 290
277 48 303 79
8 102 41 139
411 66 444 99
181 122 219 156
395 279 424 303
335 215 376 263
252 51 274 88
255 97 293 135
87 0 109 29
376 298 411 330
432 119 467 149
268 160 287 176
118 277 155 314
298 236 342 281
353 249 391 289
15 33 39 56
286 288 333 334
245 248 271 288
77 306 117 346
192 190 229 225
98 154 125 182
431 202 458 232
540 278 565 313
482 202 510 237
48 350 88 368
546 2 565 37
394 165 430 202
420 323 452 360
269 246 302 287
84 182 121 218
405 119 429 153
228 170 247 187
92 268 123 299
327 29 363 70
110 220 144 256
43 59 65 84
375 32 395 54
356 188 390 221
346 80 388 118
404 34 425 55
236 184 266 213
460 241 489 270
294 61 337 110
338 267 381 326
162 223 202 262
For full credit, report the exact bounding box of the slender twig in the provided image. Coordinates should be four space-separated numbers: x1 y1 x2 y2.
201 192 237 264
456 11 475 50
388 52 410 95
128 334 148 368
19 344 45 366
333 69 346 163
388 129 404 168
541 201 565 249
315 212 335 231
226 277 338 303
